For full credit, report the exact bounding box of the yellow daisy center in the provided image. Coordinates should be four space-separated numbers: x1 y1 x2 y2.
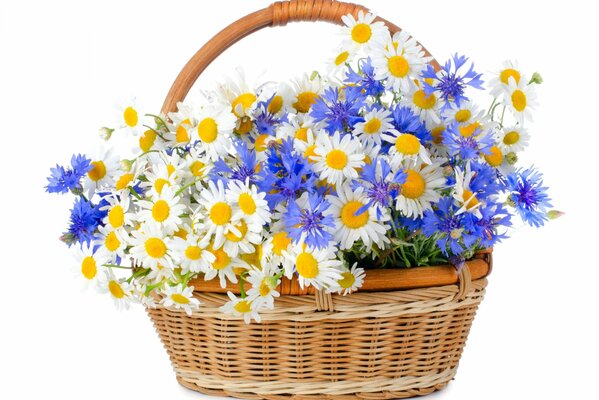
259 280 271 296
234 300 252 313
351 23 372 44
455 109 471 122
503 131 520 145
484 146 503 167
81 256 97 280
240 244 262 268
154 178 170 194
232 93 257 117
87 161 106 182
363 118 381 134
295 252 319 279
272 232 292 256
401 169 426 199
239 193 256 215
340 201 369 229
210 247 230 270
459 122 481 138
174 228 188 240
108 280 125 299
395 134 420 155
236 116 253 134
105 231 121 252
175 124 190 143
145 237 167 258
166 164 176 177
190 160 205 177
198 118 218 143
225 221 248 242
335 51 350 66
171 293 190 304
413 90 437 109
293 92 318 113
209 202 232 225
185 245 202 260
108 205 124 228
139 129 156 152
500 68 521 85
511 90 527 112
123 106 138 127
152 200 170 222
295 127 309 141
388 55 410 78
115 173 134 191
431 126 445 145
462 189 480 209
268 95 284 114
255 134 269 152
338 271 356 289
326 149 348 170
304 144 317 162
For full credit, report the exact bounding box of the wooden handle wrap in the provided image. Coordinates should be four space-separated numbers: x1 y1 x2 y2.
161 0 441 114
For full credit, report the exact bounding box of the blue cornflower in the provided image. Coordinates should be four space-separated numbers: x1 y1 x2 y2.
45 154 92 194
345 57 385 99
211 140 258 184
423 197 479 256
310 86 365 134
422 54 483 110
443 123 494 160
355 158 406 218
283 192 335 249
63 197 106 246
506 168 552 227
390 105 431 144
467 202 511 248
254 96 288 136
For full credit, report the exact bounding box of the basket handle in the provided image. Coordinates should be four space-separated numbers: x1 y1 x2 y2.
161 0 441 114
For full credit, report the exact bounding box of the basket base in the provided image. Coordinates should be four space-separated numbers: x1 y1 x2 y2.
175 369 453 399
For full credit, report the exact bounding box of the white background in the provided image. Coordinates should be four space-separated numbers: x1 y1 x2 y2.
1 0 597 399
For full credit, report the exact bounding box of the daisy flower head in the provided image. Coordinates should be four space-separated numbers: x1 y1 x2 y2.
442 100 483 126
137 127 166 153
196 179 241 250
282 243 342 290
226 179 270 226
195 103 236 161
204 242 247 288
100 271 134 310
101 194 133 232
165 116 194 148
327 47 356 75
312 131 365 186
215 68 260 119
184 148 212 180
330 263 365 295
246 263 281 309
401 81 441 128
283 191 335 249
160 284 200 316
395 159 446 218
262 229 293 265
128 222 175 269
327 184 390 250
83 147 120 198
506 167 552 227
222 219 262 258
113 157 146 193
373 30 430 93
498 125 530 153
502 77 538 124
489 60 522 97
137 186 186 234
382 130 432 165
353 107 396 147
172 233 215 274
116 99 146 135
260 82 295 116
45 154 92 195
340 11 388 53
291 73 324 114
142 163 179 199
97 225 128 262
71 242 109 288
220 292 262 324
452 163 483 218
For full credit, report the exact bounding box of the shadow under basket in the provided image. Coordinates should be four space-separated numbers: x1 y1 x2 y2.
147 0 493 398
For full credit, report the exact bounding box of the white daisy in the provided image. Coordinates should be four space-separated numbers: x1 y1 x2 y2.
483 144 516 176
290 73 324 114
261 82 295 116
262 230 293 266
83 147 119 198
246 263 281 309
184 148 212 180
395 159 446 218
401 82 441 128
137 186 187 234
489 60 522 97
128 222 175 269
226 179 270 226
220 292 262 324
353 108 396 147
196 179 241 250
142 163 179 199
453 163 483 218
327 48 356 75
312 131 365 186
101 194 133 232
71 242 109 288
382 131 432 165
116 99 146 135
330 263 365 295
372 30 430 93
195 104 236 161
326 185 390 251
221 220 263 257
137 127 166 153
502 78 538 124
282 244 342 290
160 284 200 316
442 100 483 125
165 117 194 148
100 271 133 310
498 126 530 153
215 68 260 118
204 243 247 288
340 11 388 53
172 233 215 274
97 225 128 262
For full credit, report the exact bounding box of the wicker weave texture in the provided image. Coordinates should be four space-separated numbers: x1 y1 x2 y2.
147 278 487 399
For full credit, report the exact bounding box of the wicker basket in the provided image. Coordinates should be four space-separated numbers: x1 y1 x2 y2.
147 1 493 398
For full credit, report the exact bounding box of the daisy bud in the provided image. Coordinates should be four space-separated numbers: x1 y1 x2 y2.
506 152 518 165
529 72 543 85
547 210 565 220
120 159 133 171
98 127 114 141
70 185 84 196
310 70 321 81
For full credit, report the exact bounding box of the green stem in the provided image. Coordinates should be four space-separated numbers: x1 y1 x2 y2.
499 106 506 128
487 98 497 115
175 178 201 197
239 273 248 298
103 264 132 269
142 125 167 141
129 189 142 200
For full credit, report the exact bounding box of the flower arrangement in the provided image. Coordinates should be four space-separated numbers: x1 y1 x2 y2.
46 11 558 322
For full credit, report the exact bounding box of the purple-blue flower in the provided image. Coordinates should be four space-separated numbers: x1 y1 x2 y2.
45 154 92 194
506 167 552 227
355 158 406 218
423 197 479 256
62 197 106 246
345 57 385 99
283 192 335 249
443 122 494 160
310 86 365 134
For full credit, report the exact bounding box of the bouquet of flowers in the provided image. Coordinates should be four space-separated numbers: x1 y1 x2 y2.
46 11 558 322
